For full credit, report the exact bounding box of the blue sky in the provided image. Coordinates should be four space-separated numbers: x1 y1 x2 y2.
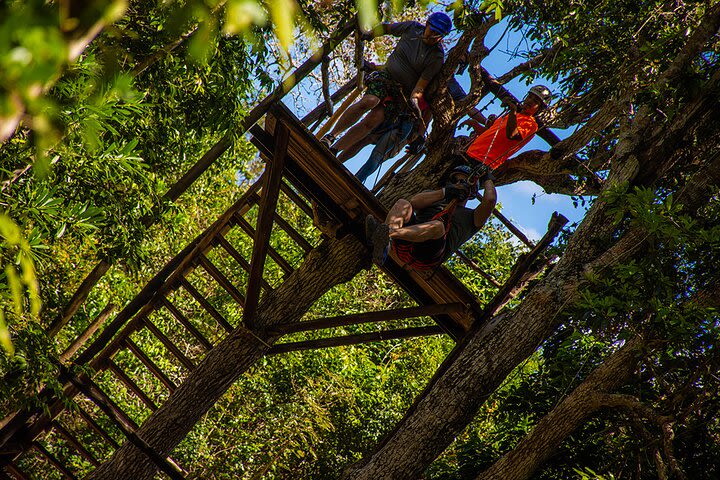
283 14 592 242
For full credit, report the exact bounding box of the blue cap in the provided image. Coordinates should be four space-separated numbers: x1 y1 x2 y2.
427 12 452 36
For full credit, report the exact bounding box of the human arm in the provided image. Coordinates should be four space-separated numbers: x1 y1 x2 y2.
473 179 497 228
360 23 393 41
505 101 523 140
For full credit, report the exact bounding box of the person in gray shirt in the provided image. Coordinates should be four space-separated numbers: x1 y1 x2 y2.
321 12 452 158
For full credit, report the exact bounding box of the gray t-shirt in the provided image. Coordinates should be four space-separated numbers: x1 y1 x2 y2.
385 22 445 95
414 203 479 262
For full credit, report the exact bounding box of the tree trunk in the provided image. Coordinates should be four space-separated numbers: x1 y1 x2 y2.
87 235 368 480
475 336 646 480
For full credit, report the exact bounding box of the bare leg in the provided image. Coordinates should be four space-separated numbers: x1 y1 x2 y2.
334 106 385 154
338 135 372 163
385 199 413 230
329 95 381 137
390 221 445 242
383 200 447 242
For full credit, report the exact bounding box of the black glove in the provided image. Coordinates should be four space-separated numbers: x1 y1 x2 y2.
406 137 426 155
444 183 470 201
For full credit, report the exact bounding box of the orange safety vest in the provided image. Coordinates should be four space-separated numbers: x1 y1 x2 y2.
466 113 538 169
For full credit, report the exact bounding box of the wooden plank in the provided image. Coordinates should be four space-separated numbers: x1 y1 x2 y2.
455 251 502 288
280 181 313 218
268 326 445 354
141 317 196 371
248 192 313 253
60 303 116 363
197 253 246 306
179 277 234 334
74 403 119 448
476 212 567 324
161 297 214 351
273 303 466 335
78 176 262 366
232 213 294 275
214 234 274 293
106 359 159 412
123 338 177 393
47 261 111 337
3 462 30 480
244 121 290 329
51 421 100 467
64 372 187 480
33 441 78 479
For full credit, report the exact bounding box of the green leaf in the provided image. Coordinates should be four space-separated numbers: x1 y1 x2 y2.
0 310 14 356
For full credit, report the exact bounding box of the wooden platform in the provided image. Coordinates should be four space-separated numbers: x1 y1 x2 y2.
251 103 486 337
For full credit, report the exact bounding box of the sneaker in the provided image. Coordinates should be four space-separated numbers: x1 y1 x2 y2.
364 214 380 247
371 223 391 265
320 133 337 150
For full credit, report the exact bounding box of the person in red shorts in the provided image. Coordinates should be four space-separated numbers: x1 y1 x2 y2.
365 165 496 269
464 85 552 175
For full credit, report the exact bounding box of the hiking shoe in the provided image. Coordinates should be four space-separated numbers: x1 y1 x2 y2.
371 223 391 265
320 133 337 152
364 214 380 247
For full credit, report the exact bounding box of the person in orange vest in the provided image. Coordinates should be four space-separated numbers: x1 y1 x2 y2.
365 164 496 268
463 85 552 175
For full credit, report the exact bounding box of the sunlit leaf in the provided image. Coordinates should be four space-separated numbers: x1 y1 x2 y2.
356 0 379 32
0 311 14 356
225 0 267 35
269 0 297 52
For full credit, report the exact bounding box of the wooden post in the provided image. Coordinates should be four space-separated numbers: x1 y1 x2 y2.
214 234 274 293
140 317 196 371
74 403 120 448
232 214 294 275
454 251 502 288
244 121 290 329
51 421 100 467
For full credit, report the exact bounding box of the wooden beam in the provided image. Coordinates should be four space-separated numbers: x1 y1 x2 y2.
32 441 78 480
233 214 294 275
60 303 116 363
454 251 502 288
477 212 567 324
249 192 314 252
273 303 466 335
3 462 29 480
106 359 159 412
160 297 213 352
64 371 187 480
214 234 274 293
179 277 234 334
280 181 313 218
197 253 246 306
123 338 177 393
51 421 100 467
244 121 290 329
268 326 446 354
74 403 119 448
140 317 196 371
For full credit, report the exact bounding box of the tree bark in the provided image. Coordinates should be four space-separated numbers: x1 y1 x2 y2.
475 336 646 480
87 235 368 480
